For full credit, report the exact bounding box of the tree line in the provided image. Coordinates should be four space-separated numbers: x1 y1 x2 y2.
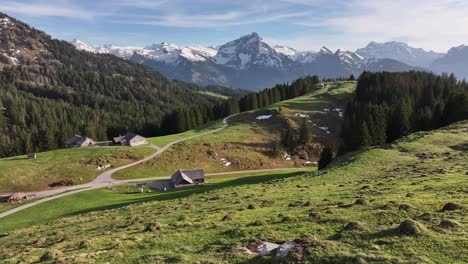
0 13 325 158
340 71 468 152
0 52 320 158
159 75 321 134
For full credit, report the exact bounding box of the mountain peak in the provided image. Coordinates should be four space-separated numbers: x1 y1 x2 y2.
319 46 333 54
356 41 443 67
239 32 262 44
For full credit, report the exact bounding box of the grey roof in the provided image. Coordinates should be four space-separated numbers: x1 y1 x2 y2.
113 132 141 143
64 135 87 145
171 169 204 185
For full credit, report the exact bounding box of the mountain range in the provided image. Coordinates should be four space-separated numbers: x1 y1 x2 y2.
0 12 247 157
71 34 468 90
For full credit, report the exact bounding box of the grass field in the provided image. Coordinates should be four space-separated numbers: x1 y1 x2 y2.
197 91 229 99
0 121 465 263
113 81 356 180
147 119 224 148
0 169 309 233
0 146 155 192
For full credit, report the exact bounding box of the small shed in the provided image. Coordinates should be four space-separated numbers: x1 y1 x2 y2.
113 132 147 146
64 135 96 148
171 169 205 188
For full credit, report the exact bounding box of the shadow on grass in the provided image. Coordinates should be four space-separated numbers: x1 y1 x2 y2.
62 171 305 218
2 157 28 161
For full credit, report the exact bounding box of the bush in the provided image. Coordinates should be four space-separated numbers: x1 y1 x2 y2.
318 147 334 170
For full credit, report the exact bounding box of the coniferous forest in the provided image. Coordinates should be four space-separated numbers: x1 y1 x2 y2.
341 71 468 152
159 75 321 134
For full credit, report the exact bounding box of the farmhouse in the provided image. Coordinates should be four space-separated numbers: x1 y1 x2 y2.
64 135 96 148
171 169 205 188
113 132 148 146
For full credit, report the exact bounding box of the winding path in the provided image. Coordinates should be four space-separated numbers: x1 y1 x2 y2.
0 113 303 219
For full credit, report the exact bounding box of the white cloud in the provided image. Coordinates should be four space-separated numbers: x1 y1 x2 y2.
113 10 311 28
285 0 468 52
2 0 467 52
1 1 96 20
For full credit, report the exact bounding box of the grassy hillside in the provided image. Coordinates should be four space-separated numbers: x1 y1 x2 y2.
114 81 355 180
0 169 307 233
0 121 465 263
0 147 155 192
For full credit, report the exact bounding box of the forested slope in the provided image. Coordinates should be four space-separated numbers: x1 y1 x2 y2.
0 13 223 157
341 71 468 152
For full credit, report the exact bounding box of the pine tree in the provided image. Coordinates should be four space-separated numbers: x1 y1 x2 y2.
359 121 372 147
299 119 312 144
271 141 281 157
282 127 295 150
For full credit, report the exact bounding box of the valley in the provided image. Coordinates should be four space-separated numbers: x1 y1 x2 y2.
0 8 467 264
111 81 354 179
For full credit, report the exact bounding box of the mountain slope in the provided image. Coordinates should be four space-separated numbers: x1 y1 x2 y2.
0 13 222 157
356 41 443 67
73 34 422 91
430 45 468 80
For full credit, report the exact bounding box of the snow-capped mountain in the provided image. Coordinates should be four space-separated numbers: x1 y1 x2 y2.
356 41 443 67
335 48 364 65
71 34 424 90
71 40 218 64
274 45 318 64
70 39 97 53
430 45 468 80
211 33 294 70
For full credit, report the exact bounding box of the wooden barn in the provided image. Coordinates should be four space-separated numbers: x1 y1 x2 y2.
64 135 96 148
171 169 205 188
113 132 148 146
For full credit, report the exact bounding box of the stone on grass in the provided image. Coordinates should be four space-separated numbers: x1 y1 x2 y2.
439 219 460 229
145 222 161 232
397 220 426 236
442 202 463 211
258 241 280 256
276 241 298 257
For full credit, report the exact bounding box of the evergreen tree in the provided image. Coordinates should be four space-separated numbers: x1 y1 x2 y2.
299 119 312 144
282 127 295 150
341 72 467 152
359 121 372 147
271 141 281 158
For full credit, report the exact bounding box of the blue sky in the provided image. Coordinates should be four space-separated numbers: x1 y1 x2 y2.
2 0 468 52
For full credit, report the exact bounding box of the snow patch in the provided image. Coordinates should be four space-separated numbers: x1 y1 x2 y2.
3 53 18 65
256 115 272 120
295 113 309 118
